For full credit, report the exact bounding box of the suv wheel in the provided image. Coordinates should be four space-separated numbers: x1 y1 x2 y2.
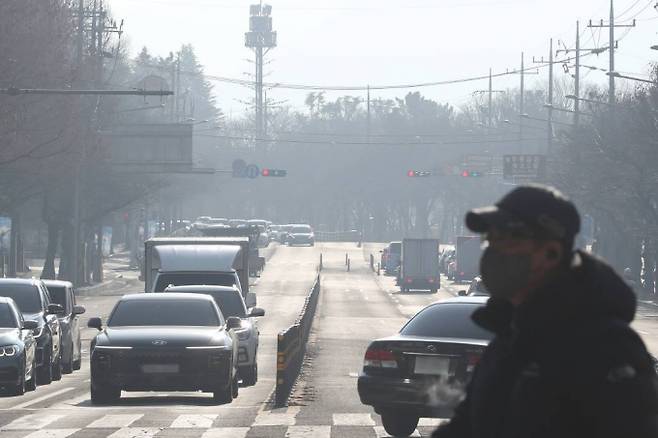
62 342 74 374
240 363 258 386
37 347 53 385
52 350 62 381
213 379 234 405
26 356 37 391
381 410 419 437
90 381 121 405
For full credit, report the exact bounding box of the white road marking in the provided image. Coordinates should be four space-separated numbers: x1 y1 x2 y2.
201 427 250 438
87 414 144 429
10 388 75 410
2 414 65 430
286 425 331 438
253 406 300 426
170 414 217 428
22 429 80 438
374 426 421 437
333 413 376 426
107 427 162 438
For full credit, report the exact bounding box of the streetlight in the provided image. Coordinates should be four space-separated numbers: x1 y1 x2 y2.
565 94 612 107
606 71 656 85
543 103 593 116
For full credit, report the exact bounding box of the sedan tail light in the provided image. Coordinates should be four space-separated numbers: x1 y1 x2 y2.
364 348 398 369
466 353 481 373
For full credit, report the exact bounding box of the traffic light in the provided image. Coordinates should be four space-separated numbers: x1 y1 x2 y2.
261 168 287 177
407 170 432 177
461 170 484 177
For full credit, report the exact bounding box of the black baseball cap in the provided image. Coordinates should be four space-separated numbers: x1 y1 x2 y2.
465 184 580 245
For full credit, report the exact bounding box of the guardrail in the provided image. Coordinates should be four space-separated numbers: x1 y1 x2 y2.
275 273 321 407
315 230 361 242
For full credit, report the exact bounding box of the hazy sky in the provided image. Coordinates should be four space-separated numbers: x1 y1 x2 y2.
108 0 658 117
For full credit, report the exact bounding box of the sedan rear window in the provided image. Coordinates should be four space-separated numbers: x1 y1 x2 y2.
401 303 493 341
0 284 41 313
154 273 238 292
108 300 221 327
0 304 17 328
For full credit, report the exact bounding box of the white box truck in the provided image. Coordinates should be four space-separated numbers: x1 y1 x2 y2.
399 238 440 293
144 238 252 303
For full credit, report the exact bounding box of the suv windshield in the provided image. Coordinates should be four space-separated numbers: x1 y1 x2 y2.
291 226 311 233
109 299 221 327
210 291 247 318
0 304 17 328
0 284 41 313
401 303 493 340
154 273 239 292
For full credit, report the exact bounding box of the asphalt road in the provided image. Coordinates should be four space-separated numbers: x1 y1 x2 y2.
1 242 657 438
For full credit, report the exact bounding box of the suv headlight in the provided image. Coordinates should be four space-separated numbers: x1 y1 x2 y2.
32 325 45 339
0 345 18 357
236 328 251 341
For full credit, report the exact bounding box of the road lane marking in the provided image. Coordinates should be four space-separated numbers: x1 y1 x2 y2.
107 427 162 438
333 413 376 426
254 406 300 426
201 427 250 438
22 429 80 438
170 414 217 428
87 414 144 428
2 414 66 430
285 425 331 438
374 426 421 437
10 388 75 410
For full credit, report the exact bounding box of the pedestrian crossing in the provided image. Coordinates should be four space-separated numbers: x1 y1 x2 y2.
0 410 448 437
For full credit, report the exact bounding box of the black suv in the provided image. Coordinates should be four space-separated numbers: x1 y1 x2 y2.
0 279 63 384
43 280 85 374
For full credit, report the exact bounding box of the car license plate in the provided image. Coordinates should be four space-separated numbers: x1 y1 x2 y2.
141 364 179 373
414 356 450 376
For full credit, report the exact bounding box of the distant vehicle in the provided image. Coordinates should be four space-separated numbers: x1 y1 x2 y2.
398 238 440 293
42 280 86 373
195 216 212 224
287 224 315 246
358 296 492 437
143 238 252 306
207 218 229 226
88 293 241 405
439 248 455 273
164 285 265 386
0 278 63 384
453 236 482 283
196 227 265 277
384 241 401 275
458 276 489 297
0 297 38 395
228 219 248 228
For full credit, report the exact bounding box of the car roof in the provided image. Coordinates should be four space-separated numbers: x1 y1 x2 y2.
164 285 238 293
0 278 42 287
120 293 216 302
433 296 489 305
0 296 19 306
42 279 73 288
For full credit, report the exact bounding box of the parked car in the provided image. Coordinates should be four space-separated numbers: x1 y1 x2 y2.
164 285 265 386
358 296 492 437
0 279 63 385
88 293 240 405
384 241 401 275
42 280 86 373
0 297 38 395
287 224 315 246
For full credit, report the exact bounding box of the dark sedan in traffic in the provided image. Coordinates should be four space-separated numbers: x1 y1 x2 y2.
0 298 38 395
88 293 241 405
358 297 492 437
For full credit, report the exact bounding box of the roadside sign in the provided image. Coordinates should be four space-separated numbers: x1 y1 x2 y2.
503 154 546 180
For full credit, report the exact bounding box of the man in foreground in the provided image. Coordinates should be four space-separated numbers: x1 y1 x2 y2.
433 185 658 438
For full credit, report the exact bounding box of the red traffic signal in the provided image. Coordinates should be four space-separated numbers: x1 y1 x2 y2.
407 170 432 177
261 168 287 177
461 170 483 177
262 168 270 177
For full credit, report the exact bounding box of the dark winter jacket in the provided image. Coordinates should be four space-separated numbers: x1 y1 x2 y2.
432 251 658 438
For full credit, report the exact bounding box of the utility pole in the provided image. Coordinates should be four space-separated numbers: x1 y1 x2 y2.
473 68 504 128
575 21 581 126
589 0 636 105
245 4 277 141
366 85 371 143
532 39 554 154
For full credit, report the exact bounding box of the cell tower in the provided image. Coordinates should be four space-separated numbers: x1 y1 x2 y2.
245 3 277 137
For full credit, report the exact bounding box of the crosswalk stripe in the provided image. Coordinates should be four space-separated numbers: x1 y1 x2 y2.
285 425 331 438
87 414 144 428
201 427 250 438
253 406 300 426
10 388 75 410
2 414 66 430
107 427 162 438
333 413 376 426
374 426 421 438
170 414 217 428
22 429 80 438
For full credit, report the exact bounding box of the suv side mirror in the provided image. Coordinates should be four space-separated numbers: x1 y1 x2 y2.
73 305 86 315
245 292 257 308
226 316 242 330
457 290 467 297
47 303 65 315
23 320 38 330
249 307 265 317
87 317 103 330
